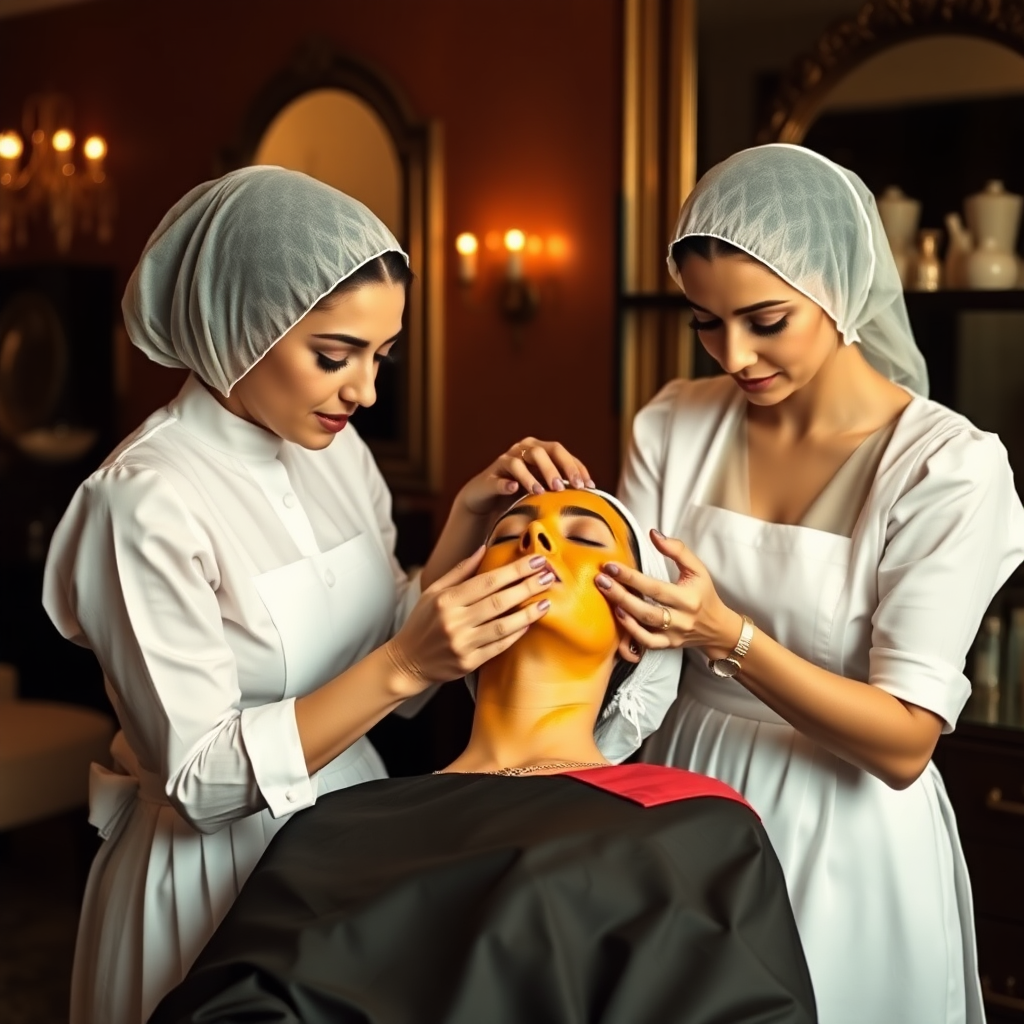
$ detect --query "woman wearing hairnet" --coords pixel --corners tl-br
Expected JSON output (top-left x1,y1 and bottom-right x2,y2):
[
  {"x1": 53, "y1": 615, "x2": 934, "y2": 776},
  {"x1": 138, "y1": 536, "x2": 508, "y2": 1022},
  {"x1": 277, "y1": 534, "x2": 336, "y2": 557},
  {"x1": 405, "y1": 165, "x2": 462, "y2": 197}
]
[
  {"x1": 598, "y1": 144, "x2": 1024, "y2": 1024},
  {"x1": 42, "y1": 166, "x2": 609, "y2": 1024}
]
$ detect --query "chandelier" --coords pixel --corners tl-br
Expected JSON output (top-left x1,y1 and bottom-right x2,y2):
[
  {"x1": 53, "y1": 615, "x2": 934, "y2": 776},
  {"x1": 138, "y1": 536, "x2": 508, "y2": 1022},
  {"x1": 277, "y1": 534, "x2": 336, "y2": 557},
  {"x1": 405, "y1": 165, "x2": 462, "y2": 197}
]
[{"x1": 0, "y1": 93, "x2": 114, "y2": 255}]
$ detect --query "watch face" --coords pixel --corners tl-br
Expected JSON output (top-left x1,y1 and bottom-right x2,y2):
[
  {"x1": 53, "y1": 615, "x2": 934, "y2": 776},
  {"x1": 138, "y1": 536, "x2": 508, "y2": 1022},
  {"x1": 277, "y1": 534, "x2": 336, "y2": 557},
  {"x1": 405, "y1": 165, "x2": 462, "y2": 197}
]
[{"x1": 710, "y1": 657, "x2": 740, "y2": 678}]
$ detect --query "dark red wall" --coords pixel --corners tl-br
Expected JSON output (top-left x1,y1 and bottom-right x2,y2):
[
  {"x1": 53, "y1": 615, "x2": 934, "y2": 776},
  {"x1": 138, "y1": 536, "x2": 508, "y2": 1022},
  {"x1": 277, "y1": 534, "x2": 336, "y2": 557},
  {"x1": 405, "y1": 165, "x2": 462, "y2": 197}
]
[{"x1": 0, "y1": 0, "x2": 623, "y2": 514}]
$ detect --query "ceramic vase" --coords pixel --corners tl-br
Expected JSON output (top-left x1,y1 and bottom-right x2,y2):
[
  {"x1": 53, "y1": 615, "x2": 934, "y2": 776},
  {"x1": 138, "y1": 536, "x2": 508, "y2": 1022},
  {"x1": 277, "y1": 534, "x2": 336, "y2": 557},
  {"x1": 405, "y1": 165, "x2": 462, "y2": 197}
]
[
  {"x1": 876, "y1": 185, "x2": 921, "y2": 289},
  {"x1": 964, "y1": 180, "x2": 1022, "y2": 290}
]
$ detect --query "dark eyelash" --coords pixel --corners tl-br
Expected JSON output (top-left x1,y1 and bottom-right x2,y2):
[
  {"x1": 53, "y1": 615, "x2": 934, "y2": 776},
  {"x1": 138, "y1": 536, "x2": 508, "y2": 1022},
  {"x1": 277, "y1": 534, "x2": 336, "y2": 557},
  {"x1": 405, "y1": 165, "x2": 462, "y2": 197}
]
[
  {"x1": 317, "y1": 353, "x2": 349, "y2": 373},
  {"x1": 569, "y1": 536, "x2": 606, "y2": 547},
  {"x1": 689, "y1": 316, "x2": 720, "y2": 332},
  {"x1": 751, "y1": 317, "x2": 788, "y2": 337},
  {"x1": 688, "y1": 316, "x2": 789, "y2": 337}
]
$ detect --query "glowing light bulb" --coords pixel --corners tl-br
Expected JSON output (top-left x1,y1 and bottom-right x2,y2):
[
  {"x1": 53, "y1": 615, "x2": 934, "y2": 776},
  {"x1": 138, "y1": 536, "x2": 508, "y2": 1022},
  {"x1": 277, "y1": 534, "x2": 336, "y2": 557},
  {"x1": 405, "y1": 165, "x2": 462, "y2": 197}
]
[
  {"x1": 504, "y1": 229, "x2": 526, "y2": 253},
  {"x1": 504, "y1": 229, "x2": 526, "y2": 280},
  {"x1": 455, "y1": 232, "x2": 479, "y2": 284},
  {"x1": 0, "y1": 132, "x2": 23, "y2": 161},
  {"x1": 52, "y1": 129, "x2": 75, "y2": 152},
  {"x1": 83, "y1": 135, "x2": 107, "y2": 161}
]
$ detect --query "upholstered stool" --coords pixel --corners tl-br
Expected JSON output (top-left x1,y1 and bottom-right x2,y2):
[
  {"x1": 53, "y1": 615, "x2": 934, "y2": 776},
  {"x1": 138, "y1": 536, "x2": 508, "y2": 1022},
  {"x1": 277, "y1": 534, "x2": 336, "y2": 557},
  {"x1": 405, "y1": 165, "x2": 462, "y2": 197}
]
[{"x1": 0, "y1": 663, "x2": 115, "y2": 831}]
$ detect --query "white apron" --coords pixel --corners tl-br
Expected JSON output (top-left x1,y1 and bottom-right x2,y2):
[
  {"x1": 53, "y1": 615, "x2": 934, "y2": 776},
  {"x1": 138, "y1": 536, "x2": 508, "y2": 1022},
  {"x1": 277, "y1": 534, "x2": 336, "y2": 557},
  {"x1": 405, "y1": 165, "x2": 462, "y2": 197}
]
[{"x1": 644, "y1": 466, "x2": 983, "y2": 1024}]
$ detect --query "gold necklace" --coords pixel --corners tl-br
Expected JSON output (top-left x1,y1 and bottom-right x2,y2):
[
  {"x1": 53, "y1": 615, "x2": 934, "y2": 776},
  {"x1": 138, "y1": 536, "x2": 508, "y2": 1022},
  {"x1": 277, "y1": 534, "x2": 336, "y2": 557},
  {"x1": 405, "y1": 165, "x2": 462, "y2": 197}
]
[{"x1": 485, "y1": 759, "x2": 608, "y2": 777}]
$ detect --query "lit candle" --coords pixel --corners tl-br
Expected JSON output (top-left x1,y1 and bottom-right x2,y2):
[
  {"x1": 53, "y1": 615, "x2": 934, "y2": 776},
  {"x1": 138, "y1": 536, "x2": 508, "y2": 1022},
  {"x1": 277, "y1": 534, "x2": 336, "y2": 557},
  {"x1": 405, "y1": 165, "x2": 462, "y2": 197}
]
[
  {"x1": 455, "y1": 232, "x2": 478, "y2": 284},
  {"x1": 504, "y1": 228, "x2": 526, "y2": 280},
  {"x1": 0, "y1": 131, "x2": 23, "y2": 186},
  {"x1": 51, "y1": 128, "x2": 75, "y2": 154},
  {"x1": 83, "y1": 135, "x2": 107, "y2": 182}
]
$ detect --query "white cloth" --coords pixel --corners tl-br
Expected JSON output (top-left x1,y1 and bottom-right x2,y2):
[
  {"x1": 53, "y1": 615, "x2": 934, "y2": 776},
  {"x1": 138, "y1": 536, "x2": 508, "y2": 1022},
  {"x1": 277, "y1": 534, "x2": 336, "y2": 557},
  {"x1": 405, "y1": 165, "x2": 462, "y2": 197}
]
[
  {"x1": 621, "y1": 375, "x2": 1024, "y2": 1024},
  {"x1": 669, "y1": 143, "x2": 929, "y2": 396},
  {"x1": 43, "y1": 375, "x2": 421, "y2": 1024}
]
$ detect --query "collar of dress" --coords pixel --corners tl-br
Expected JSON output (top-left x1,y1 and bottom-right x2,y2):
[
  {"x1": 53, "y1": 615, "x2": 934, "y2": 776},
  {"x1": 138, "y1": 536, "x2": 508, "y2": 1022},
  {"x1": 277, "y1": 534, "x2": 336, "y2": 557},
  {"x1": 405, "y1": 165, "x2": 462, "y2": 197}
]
[{"x1": 171, "y1": 373, "x2": 283, "y2": 462}]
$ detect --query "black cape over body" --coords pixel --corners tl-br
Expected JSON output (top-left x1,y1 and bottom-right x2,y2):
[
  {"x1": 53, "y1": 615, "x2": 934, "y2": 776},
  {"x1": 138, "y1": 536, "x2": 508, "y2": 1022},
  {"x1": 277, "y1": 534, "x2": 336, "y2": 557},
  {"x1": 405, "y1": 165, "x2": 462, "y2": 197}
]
[{"x1": 151, "y1": 771, "x2": 816, "y2": 1024}]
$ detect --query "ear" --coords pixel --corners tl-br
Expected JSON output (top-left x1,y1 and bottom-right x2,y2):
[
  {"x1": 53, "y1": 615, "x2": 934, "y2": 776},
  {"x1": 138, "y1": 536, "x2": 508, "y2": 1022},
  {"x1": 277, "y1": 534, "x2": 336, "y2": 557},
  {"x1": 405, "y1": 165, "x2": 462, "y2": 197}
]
[{"x1": 616, "y1": 632, "x2": 642, "y2": 664}]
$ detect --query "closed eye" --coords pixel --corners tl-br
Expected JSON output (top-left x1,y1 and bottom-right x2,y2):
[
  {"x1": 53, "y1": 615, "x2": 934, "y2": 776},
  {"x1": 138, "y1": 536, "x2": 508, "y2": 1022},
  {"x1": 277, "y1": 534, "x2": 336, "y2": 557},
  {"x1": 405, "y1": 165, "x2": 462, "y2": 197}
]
[
  {"x1": 488, "y1": 533, "x2": 519, "y2": 545},
  {"x1": 568, "y1": 536, "x2": 607, "y2": 547},
  {"x1": 317, "y1": 353, "x2": 349, "y2": 373}
]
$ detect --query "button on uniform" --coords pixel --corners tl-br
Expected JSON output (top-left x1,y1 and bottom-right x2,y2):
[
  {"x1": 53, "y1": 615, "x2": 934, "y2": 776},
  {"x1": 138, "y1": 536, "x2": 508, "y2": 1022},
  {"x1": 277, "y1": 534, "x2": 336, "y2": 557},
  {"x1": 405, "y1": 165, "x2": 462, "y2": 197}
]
[
  {"x1": 282, "y1": 493, "x2": 297, "y2": 508},
  {"x1": 324, "y1": 569, "x2": 336, "y2": 588},
  {"x1": 285, "y1": 789, "x2": 297, "y2": 803}
]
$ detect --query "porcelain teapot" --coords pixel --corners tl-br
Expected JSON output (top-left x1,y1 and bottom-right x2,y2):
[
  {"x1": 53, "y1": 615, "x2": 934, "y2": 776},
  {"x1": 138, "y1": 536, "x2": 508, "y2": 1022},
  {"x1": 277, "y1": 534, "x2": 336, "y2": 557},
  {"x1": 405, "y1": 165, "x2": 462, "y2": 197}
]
[
  {"x1": 964, "y1": 180, "x2": 1022, "y2": 290},
  {"x1": 876, "y1": 185, "x2": 921, "y2": 289}
]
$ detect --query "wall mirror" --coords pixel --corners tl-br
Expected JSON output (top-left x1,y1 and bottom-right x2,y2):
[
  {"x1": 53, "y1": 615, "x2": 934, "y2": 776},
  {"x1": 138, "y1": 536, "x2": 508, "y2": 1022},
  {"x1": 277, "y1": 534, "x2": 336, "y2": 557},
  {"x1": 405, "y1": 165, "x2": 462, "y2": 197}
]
[{"x1": 222, "y1": 41, "x2": 443, "y2": 493}]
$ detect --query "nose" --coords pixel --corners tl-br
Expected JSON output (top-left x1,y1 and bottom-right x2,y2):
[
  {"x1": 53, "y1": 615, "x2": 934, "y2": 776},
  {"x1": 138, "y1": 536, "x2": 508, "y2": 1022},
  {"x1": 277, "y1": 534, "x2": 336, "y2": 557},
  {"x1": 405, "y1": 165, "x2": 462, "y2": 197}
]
[
  {"x1": 339, "y1": 359, "x2": 377, "y2": 409},
  {"x1": 716, "y1": 324, "x2": 759, "y2": 376},
  {"x1": 519, "y1": 521, "x2": 555, "y2": 554}
]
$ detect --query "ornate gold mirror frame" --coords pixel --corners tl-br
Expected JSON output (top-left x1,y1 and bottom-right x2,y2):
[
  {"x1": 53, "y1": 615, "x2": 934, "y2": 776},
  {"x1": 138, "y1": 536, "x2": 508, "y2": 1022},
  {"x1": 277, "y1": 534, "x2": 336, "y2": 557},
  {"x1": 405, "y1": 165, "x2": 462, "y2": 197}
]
[
  {"x1": 221, "y1": 40, "x2": 444, "y2": 493},
  {"x1": 619, "y1": 0, "x2": 698, "y2": 462},
  {"x1": 756, "y1": 0, "x2": 1024, "y2": 144}
]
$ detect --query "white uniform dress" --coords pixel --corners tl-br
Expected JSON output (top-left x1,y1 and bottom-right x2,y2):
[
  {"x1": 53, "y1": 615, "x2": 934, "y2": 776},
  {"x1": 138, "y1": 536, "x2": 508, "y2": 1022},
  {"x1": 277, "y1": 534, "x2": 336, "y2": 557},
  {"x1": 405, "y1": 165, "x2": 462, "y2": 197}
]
[
  {"x1": 621, "y1": 375, "x2": 1024, "y2": 1024},
  {"x1": 43, "y1": 374, "x2": 421, "y2": 1024}
]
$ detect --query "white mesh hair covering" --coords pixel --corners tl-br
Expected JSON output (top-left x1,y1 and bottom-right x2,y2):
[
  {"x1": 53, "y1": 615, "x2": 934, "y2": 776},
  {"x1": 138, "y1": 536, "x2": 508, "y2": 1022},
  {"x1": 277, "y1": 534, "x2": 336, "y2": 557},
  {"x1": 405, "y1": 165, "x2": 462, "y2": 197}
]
[
  {"x1": 669, "y1": 143, "x2": 929, "y2": 396},
  {"x1": 123, "y1": 165, "x2": 408, "y2": 396},
  {"x1": 467, "y1": 488, "x2": 683, "y2": 765}
]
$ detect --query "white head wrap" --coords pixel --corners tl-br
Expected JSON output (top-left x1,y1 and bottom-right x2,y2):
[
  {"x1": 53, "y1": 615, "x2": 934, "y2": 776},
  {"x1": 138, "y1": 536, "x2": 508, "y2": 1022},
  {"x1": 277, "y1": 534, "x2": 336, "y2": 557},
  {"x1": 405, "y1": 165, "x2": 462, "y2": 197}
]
[
  {"x1": 668, "y1": 143, "x2": 929, "y2": 396},
  {"x1": 468, "y1": 487, "x2": 683, "y2": 765},
  {"x1": 123, "y1": 165, "x2": 408, "y2": 396}
]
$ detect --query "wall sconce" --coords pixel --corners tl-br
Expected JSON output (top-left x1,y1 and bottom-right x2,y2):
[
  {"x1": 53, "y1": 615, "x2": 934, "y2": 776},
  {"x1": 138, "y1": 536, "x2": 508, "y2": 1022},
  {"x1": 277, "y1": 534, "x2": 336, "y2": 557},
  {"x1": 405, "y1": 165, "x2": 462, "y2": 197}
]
[
  {"x1": 0, "y1": 92, "x2": 115, "y2": 254},
  {"x1": 500, "y1": 228, "x2": 539, "y2": 323},
  {"x1": 455, "y1": 226, "x2": 549, "y2": 324}
]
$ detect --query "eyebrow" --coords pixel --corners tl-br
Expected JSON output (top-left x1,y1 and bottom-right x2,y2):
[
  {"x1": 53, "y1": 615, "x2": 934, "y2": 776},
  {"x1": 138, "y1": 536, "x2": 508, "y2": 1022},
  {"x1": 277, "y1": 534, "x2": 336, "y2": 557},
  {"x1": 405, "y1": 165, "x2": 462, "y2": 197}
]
[
  {"x1": 683, "y1": 297, "x2": 789, "y2": 316},
  {"x1": 491, "y1": 504, "x2": 614, "y2": 532},
  {"x1": 311, "y1": 332, "x2": 401, "y2": 348}
]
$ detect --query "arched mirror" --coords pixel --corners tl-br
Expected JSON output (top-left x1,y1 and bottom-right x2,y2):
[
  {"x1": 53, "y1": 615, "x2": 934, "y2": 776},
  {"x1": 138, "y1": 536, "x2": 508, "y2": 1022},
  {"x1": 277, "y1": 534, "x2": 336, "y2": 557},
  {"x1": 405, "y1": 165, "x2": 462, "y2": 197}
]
[{"x1": 222, "y1": 41, "x2": 443, "y2": 493}]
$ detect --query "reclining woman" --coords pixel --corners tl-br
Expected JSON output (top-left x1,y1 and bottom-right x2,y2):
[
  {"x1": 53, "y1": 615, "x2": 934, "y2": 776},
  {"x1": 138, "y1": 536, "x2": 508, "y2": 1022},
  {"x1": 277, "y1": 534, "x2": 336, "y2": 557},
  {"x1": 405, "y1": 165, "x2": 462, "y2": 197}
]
[{"x1": 151, "y1": 488, "x2": 817, "y2": 1024}]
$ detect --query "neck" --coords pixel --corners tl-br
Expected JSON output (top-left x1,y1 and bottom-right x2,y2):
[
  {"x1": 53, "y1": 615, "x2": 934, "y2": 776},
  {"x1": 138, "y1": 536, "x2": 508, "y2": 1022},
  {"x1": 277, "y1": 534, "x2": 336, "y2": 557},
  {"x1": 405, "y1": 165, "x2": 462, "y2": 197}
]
[
  {"x1": 750, "y1": 343, "x2": 900, "y2": 439},
  {"x1": 444, "y1": 634, "x2": 612, "y2": 773}
]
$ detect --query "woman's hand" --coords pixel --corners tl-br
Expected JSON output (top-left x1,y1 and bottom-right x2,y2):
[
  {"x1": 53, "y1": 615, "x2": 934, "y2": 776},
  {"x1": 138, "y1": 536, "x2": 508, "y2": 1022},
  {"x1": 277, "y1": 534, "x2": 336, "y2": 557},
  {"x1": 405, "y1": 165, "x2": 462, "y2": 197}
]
[
  {"x1": 457, "y1": 437, "x2": 596, "y2": 520},
  {"x1": 385, "y1": 545, "x2": 556, "y2": 686},
  {"x1": 594, "y1": 529, "x2": 744, "y2": 655}
]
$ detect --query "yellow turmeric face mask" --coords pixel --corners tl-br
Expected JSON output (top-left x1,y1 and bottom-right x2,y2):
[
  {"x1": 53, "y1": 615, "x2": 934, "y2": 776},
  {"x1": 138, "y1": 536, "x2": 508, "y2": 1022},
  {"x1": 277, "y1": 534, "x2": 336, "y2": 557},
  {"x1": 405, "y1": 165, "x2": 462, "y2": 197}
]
[{"x1": 479, "y1": 489, "x2": 637, "y2": 662}]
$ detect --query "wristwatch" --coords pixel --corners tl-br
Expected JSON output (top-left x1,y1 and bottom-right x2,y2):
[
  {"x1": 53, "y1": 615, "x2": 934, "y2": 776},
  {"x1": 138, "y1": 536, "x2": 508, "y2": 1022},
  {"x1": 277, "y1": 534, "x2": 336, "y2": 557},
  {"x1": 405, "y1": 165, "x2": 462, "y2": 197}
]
[{"x1": 708, "y1": 615, "x2": 755, "y2": 678}]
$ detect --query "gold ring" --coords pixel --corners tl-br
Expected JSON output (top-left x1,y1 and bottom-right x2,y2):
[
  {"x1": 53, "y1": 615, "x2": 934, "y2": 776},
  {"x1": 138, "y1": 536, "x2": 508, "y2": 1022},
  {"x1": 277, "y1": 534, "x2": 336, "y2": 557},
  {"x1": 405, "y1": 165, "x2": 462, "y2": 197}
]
[
  {"x1": 660, "y1": 606, "x2": 672, "y2": 630},
  {"x1": 520, "y1": 447, "x2": 528, "y2": 461}
]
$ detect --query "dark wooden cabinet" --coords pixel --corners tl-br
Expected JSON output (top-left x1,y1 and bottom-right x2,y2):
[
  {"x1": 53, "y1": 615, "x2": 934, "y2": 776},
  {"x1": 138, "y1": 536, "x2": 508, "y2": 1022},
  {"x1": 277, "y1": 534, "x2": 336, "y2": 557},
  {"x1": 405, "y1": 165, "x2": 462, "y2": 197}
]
[{"x1": 934, "y1": 722, "x2": 1024, "y2": 1021}]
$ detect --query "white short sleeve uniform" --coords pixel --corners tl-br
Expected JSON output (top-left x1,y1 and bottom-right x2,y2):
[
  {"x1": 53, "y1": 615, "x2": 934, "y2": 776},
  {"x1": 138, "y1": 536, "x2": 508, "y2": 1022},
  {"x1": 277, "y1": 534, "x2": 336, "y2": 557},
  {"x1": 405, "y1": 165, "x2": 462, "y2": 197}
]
[
  {"x1": 621, "y1": 375, "x2": 1024, "y2": 1024},
  {"x1": 43, "y1": 374, "x2": 422, "y2": 1024}
]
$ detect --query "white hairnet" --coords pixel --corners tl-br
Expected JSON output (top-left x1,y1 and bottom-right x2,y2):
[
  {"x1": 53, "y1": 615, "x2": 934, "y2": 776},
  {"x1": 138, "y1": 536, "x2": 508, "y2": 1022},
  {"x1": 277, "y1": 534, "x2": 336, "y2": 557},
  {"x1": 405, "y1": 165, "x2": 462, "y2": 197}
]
[
  {"x1": 668, "y1": 143, "x2": 929, "y2": 396},
  {"x1": 123, "y1": 165, "x2": 408, "y2": 396},
  {"x1": 467, "y1": 488, "x2": 683, "y2": 765}
]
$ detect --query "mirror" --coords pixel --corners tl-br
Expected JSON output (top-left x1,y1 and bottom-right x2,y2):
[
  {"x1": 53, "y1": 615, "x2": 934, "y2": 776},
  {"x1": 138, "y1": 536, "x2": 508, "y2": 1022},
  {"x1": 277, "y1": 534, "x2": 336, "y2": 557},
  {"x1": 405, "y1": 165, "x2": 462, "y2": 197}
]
[
  {"x1": 782, "y1": 34, "x2": 1024, "y2": 230},
  {"x1": 254, "y1": 89, "x2": 403, "y2": 238},
  {"x1": 221, "y1": 41, "x2": 443, "y2": 493}
]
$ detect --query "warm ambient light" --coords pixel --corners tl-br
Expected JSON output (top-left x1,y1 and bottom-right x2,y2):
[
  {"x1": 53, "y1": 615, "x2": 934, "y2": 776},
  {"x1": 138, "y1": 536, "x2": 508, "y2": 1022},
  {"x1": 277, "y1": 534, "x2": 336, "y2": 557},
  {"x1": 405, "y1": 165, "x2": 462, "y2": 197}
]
[
  {"x1": 455, "y1": 232, "x2": 479, "y2": 283},
  {"x1": 83, "y1": 135, "x2": 107, "y2": 161},
  {"x1": 0, "y1": 132, "x2": 23, "y2": 161},
  {"x1": 504, "y1": 229, "x2": 526, "y2": 253},
  {"x1": 51, "y1": 128, "x2": 75, "y2": 152}
]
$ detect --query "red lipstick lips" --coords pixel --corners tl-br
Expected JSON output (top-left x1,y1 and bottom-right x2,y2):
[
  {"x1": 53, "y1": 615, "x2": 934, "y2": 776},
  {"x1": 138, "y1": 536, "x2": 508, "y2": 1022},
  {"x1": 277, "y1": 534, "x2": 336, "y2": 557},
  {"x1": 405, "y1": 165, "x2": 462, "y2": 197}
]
[
  {"x1": 734, "y1": 373, "x2": 779, "y2": 393},
  {"x1": 314, "y1": 412, "x2": 349, "y2": 433}
]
